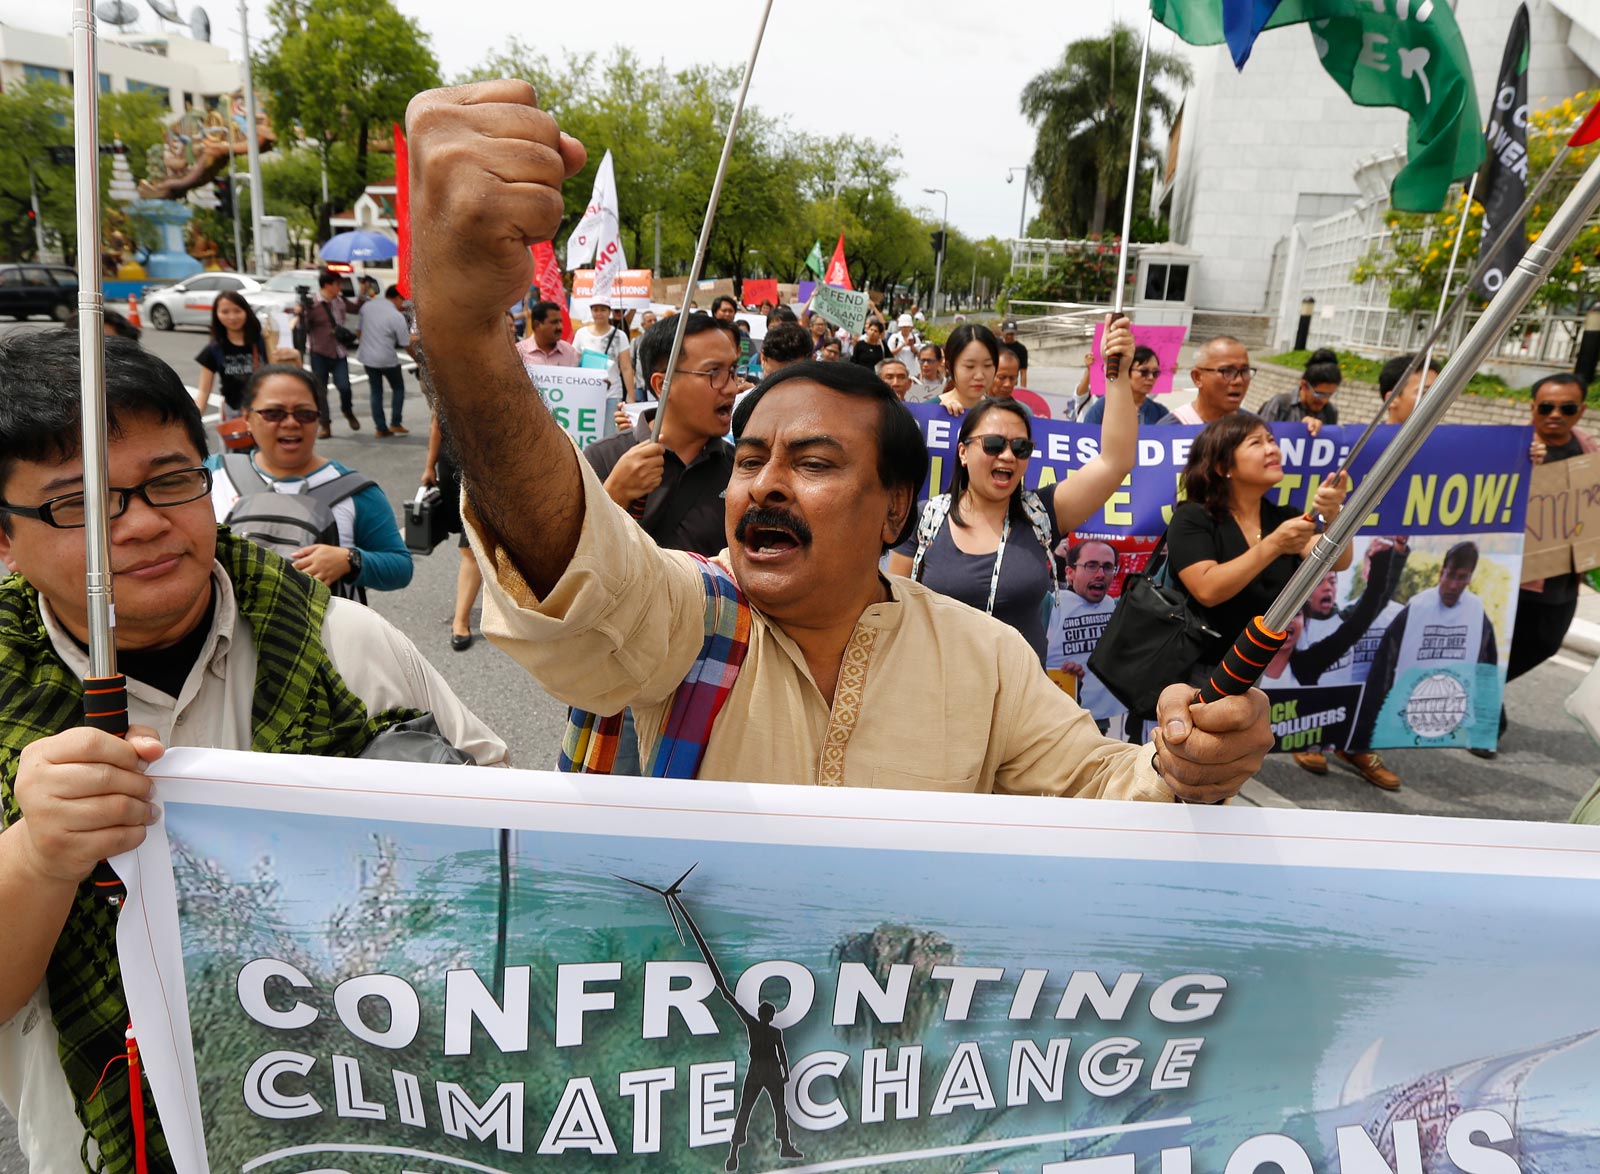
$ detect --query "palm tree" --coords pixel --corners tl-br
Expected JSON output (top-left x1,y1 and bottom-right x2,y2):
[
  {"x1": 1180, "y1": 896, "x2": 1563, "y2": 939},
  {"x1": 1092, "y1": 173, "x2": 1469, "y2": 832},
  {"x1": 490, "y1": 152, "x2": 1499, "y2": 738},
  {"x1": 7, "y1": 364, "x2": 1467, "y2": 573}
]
[{"x1": 1020, "y1": 22, "x2": 1192, "y2": 238}]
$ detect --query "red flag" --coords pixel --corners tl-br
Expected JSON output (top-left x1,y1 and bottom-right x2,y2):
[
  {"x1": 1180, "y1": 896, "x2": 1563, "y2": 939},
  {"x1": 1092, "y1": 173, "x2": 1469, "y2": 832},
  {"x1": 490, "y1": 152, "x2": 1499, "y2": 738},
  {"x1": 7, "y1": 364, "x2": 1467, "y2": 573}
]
[
  {"x1": 824, "y1": 233, "x2": 853, "y2": 290},
  {"x1": 393, "y1": 123, "x2": 410, "y2": 298},
  {"x1": 1569, "y1": 94, "x2": 1600, "y2": 147},
  {"x1": 531, "y1": 241, "x2": 573, "y2": 341}
]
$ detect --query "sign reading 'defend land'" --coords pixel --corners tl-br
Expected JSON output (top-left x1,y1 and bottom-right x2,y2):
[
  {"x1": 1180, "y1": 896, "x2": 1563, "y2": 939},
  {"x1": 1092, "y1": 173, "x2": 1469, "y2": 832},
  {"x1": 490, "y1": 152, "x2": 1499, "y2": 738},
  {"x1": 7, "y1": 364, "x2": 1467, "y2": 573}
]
[
  {"x1": 523, "y1": 365, "x2": 612, "y2": 450},
  {"x1": 116, "y1": 752, "x2": 1600, "y2": 1174},
  {"x1": 808, "y1": 284, "x2": 869, "y2": 335}
]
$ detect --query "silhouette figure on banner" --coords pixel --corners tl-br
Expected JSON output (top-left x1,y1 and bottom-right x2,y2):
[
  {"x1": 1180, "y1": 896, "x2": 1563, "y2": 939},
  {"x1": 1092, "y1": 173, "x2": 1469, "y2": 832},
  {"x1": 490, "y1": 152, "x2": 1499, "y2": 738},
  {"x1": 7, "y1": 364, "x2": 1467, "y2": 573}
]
[{"x1": 618, "y1": 864, "x2": 804, "y2": 1171}]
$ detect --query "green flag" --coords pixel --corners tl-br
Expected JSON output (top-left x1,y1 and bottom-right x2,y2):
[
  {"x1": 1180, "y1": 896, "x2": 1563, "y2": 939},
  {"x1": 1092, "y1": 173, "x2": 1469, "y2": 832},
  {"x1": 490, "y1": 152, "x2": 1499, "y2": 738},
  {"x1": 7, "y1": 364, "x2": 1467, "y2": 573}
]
[
  {"x1": 805, "y1": 239, "x2": 826, "y2": 278},
  {"x1": 1153, "y1": 0, "x2": 1485, "y2": 212}
]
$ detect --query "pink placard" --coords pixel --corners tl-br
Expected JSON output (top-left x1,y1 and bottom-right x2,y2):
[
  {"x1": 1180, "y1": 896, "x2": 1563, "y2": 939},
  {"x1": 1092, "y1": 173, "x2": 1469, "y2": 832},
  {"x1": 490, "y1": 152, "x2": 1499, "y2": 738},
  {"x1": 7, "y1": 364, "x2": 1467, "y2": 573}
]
[{"x1": 1088, "y1": 322, "x2": 1188, "y2": 397}]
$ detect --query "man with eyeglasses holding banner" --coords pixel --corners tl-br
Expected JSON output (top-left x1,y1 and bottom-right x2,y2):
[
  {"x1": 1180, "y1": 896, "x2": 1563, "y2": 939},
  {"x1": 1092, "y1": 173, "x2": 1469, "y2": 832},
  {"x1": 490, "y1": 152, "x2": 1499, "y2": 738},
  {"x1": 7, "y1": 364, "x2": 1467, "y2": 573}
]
[
  {"x1": 1158, "y1": 336, "x2": 1256, "y2": 426},
  {"x1": 0, "y1": 331, "x2": 507, "y2": 1174}
]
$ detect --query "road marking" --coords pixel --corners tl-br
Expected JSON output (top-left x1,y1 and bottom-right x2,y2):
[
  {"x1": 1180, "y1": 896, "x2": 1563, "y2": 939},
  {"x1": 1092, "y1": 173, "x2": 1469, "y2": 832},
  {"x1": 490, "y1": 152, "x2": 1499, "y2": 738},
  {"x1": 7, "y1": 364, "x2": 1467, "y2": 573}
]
[
  {"x1": 1549, "y1": 653, "x2": 1595, "y2": 674},
  {"x1": 1240, "y1": 777, "x2": 1299, "y2": 808}
]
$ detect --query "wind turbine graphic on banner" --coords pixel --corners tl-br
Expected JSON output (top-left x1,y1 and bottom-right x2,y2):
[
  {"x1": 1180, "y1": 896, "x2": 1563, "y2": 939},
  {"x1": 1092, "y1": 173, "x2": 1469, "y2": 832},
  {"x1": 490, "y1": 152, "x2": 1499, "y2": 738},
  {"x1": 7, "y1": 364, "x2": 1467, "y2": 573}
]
[{"x1": 565, "y1": 149, "x2": 627, "y2": 306}]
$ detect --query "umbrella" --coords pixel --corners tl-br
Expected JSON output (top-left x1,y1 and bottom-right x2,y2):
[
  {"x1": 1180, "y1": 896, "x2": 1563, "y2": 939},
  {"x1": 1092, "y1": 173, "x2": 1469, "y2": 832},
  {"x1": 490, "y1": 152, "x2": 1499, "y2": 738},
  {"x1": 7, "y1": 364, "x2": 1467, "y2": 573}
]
[{"x1": 320, "y1": 229, "x2": 399, "y2": 263}]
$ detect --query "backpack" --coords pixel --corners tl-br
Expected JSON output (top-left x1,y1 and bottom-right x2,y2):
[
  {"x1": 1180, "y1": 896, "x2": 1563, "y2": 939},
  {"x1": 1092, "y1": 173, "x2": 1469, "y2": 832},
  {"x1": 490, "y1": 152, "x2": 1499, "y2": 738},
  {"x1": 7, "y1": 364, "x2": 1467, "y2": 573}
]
[
  {"x1": 911, "y1": 491, "x2": 1058, "y2": 620},
  {"x1": 221, "y1": 453, "x2": 374, "y2": 599}
]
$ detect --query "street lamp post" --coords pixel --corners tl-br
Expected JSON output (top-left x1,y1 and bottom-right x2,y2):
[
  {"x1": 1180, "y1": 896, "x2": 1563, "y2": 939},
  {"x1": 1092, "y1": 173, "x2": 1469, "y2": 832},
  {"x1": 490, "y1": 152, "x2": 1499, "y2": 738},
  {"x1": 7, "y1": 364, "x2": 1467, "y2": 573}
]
[
  {"x1": 924, "y1": 186, "x2": 947, "y2": 323},
  {"x1": 1006, "y1": 166, "x2": 1030, "y2": 238},
  {"x1": 238, "y1": 0, "x2": 267, "y2": 273}
]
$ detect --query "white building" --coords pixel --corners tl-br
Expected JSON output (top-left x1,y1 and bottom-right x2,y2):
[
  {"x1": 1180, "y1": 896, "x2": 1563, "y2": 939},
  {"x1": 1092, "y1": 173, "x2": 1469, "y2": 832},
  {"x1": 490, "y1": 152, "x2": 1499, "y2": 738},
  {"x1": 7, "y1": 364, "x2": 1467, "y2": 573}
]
[
  {"x1": 0, "y1": 20, "x2": 241, "y2": 117},
  {"x1": 1156, "y1": 0, "x2": 1600, "y2": 327}
]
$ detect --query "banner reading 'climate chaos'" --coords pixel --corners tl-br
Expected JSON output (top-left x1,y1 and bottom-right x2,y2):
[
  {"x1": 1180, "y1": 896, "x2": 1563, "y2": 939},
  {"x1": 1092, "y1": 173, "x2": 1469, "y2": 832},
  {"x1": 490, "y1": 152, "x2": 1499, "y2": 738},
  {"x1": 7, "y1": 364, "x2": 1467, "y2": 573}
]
[{"x1": 907, "y1": 406, "x2": 1534, "y2": 752}]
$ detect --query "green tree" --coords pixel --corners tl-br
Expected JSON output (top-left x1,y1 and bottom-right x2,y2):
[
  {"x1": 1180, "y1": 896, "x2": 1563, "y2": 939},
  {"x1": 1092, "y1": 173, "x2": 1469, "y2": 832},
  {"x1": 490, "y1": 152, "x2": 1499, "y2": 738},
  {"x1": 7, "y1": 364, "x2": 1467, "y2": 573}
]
[
  {"x1": 255, "y1": 0, "x2": 439, "y2": 241},
  {"x1": 1020, "y1": 21, "x2": 1190, "y2": 239},
  {"x1": 0, "y1": 81, "x2": 168, "y2": 264},
  {"x1": 1352, "y1": 89, "x2": 1600, "y2": 316}
]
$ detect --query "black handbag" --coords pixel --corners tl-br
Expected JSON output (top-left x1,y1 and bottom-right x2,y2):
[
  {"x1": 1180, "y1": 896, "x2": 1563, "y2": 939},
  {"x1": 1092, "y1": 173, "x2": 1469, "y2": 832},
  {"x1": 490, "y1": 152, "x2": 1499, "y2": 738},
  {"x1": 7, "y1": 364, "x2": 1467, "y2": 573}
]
[
  {"x1": 1087, "y1": 533, "x2": 1221, "y2": 720},
  {"x1": 404, "y1": 486, "x2": 451, "y2": 554}
]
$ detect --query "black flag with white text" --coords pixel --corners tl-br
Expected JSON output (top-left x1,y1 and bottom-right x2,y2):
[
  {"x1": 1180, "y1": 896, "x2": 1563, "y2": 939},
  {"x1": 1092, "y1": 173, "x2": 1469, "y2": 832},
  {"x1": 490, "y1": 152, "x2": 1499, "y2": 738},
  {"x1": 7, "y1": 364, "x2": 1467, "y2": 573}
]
[{"x1": 1473, "y1": 3, "x2": 1530, "y2": 298}]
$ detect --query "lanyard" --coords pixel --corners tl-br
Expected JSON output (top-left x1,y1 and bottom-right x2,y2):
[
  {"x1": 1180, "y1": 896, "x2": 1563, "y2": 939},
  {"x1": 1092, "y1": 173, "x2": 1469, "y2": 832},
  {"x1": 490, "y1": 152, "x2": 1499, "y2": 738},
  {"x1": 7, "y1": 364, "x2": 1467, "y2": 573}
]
[{"x1": 983, "y1": 514, "x2": 1011, "y2": 616}]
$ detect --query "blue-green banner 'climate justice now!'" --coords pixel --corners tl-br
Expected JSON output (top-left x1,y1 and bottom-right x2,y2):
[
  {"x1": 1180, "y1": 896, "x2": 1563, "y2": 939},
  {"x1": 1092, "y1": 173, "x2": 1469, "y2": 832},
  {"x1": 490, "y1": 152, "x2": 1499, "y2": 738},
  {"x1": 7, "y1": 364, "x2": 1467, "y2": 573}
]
[{"x1": 115, "y1": 752, "x2": 1600, "y2": 1174}]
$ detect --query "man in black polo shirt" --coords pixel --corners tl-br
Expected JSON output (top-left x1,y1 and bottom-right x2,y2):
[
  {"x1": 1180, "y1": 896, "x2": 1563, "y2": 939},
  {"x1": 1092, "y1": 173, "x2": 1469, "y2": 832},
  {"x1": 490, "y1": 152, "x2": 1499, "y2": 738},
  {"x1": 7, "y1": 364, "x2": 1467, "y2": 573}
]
[
  {"x1": 584, "y1": 312, "x2": 740, "y2": 558},
  {"x1": 582, "y1": 314, "x2": 740, "y2": 773}
]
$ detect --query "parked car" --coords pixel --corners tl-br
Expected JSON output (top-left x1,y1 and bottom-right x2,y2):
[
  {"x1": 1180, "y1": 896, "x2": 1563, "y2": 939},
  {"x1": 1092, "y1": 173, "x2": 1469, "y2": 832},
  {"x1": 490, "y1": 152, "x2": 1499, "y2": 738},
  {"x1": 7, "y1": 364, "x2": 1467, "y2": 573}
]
[
  {"x1": 0, "y1": 264, "x2": 78, "y2": 321},
  {"x1": 243, "y1": 269, "x2": 357, "y2": 321},
  {"x1": 143, "y1": 273, "x2": 268, "y2": 331}
]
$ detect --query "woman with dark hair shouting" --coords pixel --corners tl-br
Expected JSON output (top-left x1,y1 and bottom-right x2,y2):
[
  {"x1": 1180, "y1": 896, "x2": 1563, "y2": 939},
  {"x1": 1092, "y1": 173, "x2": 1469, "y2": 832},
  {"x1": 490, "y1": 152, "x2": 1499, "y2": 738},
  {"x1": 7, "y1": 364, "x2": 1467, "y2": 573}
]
[
  {"x1": 887, "y1": 317, "x2": 1139, "y2": 661},
  {"x1": 1166, "y1": 413, "x2": 1349, "y2": 677}
]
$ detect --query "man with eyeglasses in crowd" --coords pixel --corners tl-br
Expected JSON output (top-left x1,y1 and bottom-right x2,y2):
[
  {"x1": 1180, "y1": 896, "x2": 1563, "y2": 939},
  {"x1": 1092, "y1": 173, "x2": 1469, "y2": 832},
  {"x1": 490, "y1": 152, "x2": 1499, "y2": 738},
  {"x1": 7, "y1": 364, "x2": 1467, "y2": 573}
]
[
  {"x1": 1159, "y1": 336, "x2": 1255, "y2": 426},
  {"x1": 908, "y1": 343, "x2": 946, "y2": 402},
  {"x1": 0, "y1": 331, "x2": 507, "y2": 1173},
  {"x1": 581, "y1": 313, "x2": 742, "y2": 774}
]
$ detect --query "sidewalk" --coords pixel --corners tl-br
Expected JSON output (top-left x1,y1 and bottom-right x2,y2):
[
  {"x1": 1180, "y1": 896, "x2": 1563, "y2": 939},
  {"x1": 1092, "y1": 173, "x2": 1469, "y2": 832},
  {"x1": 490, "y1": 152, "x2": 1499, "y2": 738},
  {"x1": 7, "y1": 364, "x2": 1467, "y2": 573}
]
[{"x1": 1565, "y1": 583, "x2": 1600, "y2": 658}]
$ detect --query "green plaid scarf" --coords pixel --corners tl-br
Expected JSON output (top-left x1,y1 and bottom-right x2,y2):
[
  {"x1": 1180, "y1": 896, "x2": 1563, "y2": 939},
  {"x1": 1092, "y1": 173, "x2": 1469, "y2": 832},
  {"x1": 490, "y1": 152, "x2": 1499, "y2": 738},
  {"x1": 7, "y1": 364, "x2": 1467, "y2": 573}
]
[{"x1": 0, "y1": 531, "x2": 416, "y2": 1173}]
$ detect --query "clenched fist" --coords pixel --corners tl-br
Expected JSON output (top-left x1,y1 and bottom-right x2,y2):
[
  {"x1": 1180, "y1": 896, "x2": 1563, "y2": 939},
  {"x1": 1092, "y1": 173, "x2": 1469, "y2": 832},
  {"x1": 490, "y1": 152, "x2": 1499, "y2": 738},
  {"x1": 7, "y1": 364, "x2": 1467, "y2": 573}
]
[{"x1": 405, "y1": 81, "x2": 587, "y2": 337}]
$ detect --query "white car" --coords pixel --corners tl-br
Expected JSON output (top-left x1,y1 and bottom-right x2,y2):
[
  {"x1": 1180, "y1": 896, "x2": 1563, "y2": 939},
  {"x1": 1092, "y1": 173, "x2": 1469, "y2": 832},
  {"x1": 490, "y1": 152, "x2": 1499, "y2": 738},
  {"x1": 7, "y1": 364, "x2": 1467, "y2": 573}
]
[
  {"x1": 143, "y1": 273, "x2": 267, "y2": 331},
  {"x1": 243, "y1": 269, "x2": 357, "y2": 320}
]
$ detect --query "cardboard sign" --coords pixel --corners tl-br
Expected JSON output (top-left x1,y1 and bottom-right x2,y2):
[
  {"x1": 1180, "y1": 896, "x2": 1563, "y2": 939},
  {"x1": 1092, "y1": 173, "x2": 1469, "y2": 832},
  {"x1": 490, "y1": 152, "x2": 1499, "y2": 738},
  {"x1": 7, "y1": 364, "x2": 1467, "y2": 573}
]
[
  {"x1": 1087, "y1": 322, "x2": 1188, "y2": 398},
  {"x1": 810, "y1": 283, "x2": 870, "y2": 336},
  {"x1": 570, "y1": 268, "x2": 653, "y2": 316},
  {"x1": 653, "y1": 275, "x2": 736, "y2": 306},
  {"x1": 1523, "y1": 452, "x2": 1600, "y2": 582}
]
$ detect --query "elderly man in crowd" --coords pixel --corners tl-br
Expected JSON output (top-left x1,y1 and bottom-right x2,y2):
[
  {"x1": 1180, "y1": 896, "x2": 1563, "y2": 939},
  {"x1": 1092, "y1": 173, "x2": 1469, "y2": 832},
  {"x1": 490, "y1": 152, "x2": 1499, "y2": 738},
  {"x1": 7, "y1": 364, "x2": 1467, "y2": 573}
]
[
  {"x1": 404, "y1": 80, "x2": 1271, "y2": 801},
  {"x1": 1160, "y1": 336, "x2": 1255, "y2": 426}
]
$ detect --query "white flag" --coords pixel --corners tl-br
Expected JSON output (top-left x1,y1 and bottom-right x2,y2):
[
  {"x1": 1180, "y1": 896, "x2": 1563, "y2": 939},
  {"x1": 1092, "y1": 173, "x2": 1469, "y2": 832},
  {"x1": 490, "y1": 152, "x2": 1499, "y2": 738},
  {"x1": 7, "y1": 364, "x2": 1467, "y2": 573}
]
[{"x1": 564, "y1": 150, "x2": 627, "y2": 305}]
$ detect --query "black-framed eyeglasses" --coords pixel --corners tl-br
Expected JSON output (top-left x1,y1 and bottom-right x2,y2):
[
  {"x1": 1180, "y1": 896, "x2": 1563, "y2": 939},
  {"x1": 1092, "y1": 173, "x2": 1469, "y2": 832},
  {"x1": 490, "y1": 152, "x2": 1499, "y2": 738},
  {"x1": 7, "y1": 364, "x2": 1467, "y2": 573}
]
[
  {"x1": 251, "y1": 407, "x2": 322, "y2": 425},
  {"x1": 1196, "y1": 365, "x2": 1257, "y2": 382},
  {"x1": 1, "y1": 466, "x2": 213, "y2": 530},
  {"x1": 1536, "y1": 401, "x2": 1581, "y2": 416},
  {"x1": 678, "y1": 366, "x2": 737, "y2": 391},
  {"x1": 1077, "y1": 559, "x2": 1117, "y2": 573},
  {"x1": 966, "y1": 434, "x2": 1034, "y2": 458}
]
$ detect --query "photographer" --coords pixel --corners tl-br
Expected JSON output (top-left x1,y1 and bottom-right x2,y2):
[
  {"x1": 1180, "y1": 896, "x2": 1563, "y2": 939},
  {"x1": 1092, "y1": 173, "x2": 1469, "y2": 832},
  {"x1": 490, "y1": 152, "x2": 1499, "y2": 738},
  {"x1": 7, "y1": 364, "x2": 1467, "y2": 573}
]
[{"x1": 304, "y1": 269, "x2": 365, "y2": 437}]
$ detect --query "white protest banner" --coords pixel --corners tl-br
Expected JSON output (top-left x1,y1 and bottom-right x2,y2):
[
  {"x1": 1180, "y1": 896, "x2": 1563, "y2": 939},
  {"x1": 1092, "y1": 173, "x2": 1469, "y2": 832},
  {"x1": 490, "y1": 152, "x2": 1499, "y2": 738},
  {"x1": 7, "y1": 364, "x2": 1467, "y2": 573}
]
[
  {"x1": 523, "y1": 364, "x2": 612, "y2": 449},
  {"x1": 564, "y1": 150, "x2": 627, "y2": 303},
  {"x1": 116, "y1": 749, "x2": 1600, "y2": 1174},
  {"x1": 809, "y1": 283, "x2": 869, "y2": 335}
]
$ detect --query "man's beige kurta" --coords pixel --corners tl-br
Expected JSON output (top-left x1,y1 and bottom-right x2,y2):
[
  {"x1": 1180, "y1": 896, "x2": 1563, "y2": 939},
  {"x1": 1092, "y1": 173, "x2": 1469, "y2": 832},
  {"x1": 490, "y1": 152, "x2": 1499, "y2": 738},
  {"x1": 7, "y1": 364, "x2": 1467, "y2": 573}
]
[{"x1": 469, "y1": 455, "x2": 1170, "y2": 801}]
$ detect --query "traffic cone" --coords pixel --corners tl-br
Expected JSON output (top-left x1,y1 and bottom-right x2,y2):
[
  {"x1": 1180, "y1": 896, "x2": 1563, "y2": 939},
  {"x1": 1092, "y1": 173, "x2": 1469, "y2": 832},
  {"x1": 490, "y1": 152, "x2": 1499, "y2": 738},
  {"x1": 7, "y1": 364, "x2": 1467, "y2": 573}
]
[{"x1": 126, "y1": 292, "x2": 141, "y2": 329}]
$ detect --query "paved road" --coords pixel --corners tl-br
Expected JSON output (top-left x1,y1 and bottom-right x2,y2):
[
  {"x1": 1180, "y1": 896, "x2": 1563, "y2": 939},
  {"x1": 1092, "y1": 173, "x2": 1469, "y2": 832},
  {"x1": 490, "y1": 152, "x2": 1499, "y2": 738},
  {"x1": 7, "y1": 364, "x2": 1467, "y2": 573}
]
[{"x1": 1, "y1": 314, "x2": 1597, "y2": 1167}]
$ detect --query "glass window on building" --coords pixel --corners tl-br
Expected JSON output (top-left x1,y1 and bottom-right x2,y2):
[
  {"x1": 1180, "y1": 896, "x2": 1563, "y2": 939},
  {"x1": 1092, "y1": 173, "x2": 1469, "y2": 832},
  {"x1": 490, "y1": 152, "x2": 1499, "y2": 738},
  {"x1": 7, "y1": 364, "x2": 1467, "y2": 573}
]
[
  {"x1": 126, "y1": 80, "x2": 171, "y2": 107},
  {"x1": 23, "y1": 64, "x2": 65, "y2": 86},
  {"x1": 100, "y1": 73, "x2": 113, "y2": 92}
]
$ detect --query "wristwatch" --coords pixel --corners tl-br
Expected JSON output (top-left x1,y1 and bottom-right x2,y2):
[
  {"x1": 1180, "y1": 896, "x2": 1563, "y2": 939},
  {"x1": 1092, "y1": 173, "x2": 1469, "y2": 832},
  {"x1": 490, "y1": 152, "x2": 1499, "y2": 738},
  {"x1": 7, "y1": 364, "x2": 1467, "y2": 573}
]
[{"x1": 343, "y1": 547, "x2": 363, "y2": 583}]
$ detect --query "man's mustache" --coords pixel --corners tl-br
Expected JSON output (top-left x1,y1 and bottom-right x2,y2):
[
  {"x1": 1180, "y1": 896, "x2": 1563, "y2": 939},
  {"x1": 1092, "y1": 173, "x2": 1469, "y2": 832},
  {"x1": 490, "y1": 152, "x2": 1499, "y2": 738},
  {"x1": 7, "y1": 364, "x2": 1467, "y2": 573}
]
[{"x1": 734, "y1": 507, "x2": 813, "y2": 549}]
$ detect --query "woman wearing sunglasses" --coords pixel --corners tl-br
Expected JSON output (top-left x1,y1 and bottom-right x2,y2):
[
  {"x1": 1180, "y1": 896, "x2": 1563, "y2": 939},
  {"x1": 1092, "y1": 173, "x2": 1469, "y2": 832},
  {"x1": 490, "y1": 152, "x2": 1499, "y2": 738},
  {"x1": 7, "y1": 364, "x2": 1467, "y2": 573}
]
[
  {"x1": 886, "y1": 318, "x2": 1139, "y2": 662},
  {"x1": 1079, "y1": 345, "x2": 1171, "y2": 426},
  {"x1": 206, "y1": 365, "x2": 412, "y2": 600}
]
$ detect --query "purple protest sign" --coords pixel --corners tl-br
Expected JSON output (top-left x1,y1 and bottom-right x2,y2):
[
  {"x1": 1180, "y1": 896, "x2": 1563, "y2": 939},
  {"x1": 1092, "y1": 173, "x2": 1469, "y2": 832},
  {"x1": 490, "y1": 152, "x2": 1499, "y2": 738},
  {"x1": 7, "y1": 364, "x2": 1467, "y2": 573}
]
[
  {"x1": 1088, "y1": 323, "x2": 1187, "y2": 397},
  {"x1": 797, "y1": 280, "x2": 817, "y2": 304}
]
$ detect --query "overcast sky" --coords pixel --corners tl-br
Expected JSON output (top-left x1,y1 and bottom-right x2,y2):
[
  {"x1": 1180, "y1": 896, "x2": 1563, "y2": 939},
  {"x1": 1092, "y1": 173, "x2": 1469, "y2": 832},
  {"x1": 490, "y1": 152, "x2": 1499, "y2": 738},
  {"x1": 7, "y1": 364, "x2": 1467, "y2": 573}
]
[{"x1": 3, "y1": 0, "x2": 1197, "y2": 239}]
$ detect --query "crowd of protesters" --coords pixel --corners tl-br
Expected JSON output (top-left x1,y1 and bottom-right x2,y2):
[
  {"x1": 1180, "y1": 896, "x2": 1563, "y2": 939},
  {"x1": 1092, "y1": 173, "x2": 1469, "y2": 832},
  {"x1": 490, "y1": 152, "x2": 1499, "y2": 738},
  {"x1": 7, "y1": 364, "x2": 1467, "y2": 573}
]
[{"x1": 7, "y1": 78, "x2": 1600, "y2": 1174}]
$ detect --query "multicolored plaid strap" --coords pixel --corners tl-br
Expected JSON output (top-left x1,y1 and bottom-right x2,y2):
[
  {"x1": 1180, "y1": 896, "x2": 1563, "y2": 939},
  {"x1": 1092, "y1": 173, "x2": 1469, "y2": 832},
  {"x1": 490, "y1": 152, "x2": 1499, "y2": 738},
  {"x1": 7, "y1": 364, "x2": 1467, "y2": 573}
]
[{"x1": 558, "y1": 555, "x2": 752, "y2": 778}]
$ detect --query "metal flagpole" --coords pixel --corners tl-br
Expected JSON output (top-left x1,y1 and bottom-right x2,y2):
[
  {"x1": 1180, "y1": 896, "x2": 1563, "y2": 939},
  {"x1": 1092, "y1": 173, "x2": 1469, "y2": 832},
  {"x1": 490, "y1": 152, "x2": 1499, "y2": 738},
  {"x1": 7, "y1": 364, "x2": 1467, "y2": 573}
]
[
  {"x1": 651, "y1": 0, "x2": 777, "y2": 443},
  {"x1": 1104, "y1": 6, "x2": 1154, "y2": 383},
  {"x1": 1431, "y1": 174, "x2": 1477, "y2": 336},
  {"x1": 1323, "y1": 138, "x2": 1575, "y2": 487},
  {"x1": 1195, "y1": 144, "x2": 1600, "y2": 704},
  {"x1": 72, "y1": 0, "x2": 127, "y2": 737}
]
